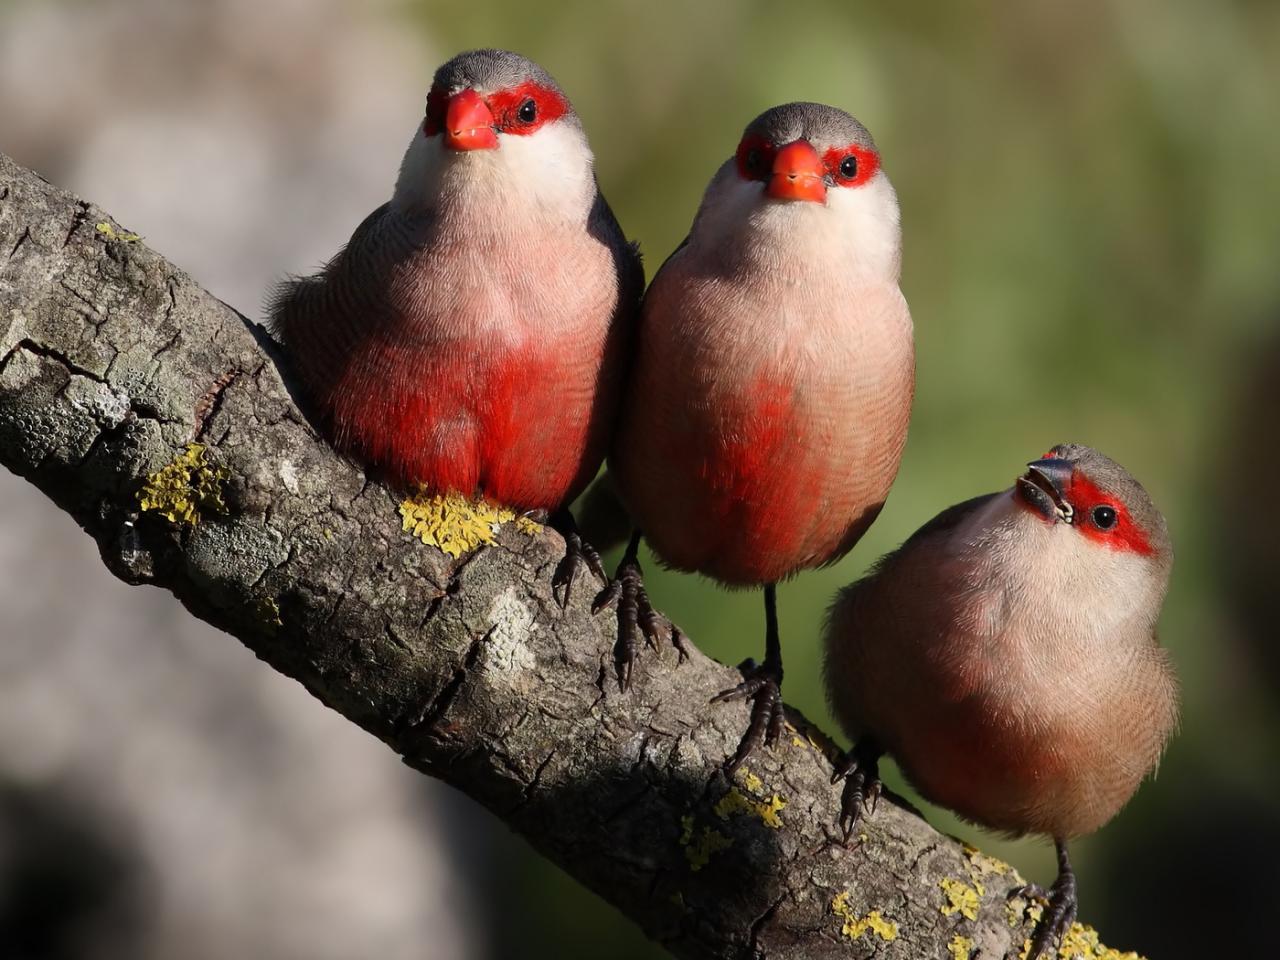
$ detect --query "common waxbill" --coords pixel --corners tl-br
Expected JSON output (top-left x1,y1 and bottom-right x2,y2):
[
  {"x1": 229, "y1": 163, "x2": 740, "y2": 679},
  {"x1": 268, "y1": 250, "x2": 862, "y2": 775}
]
[
  {"x1": 270, "y1": 49, "x2": 641, "y2": 597},
  {"x1": 823, "y1": 443, "x2": 1178, "y2": 959},
  {"x1": 602, "y1": 103, "x2": 914, "y2": 768}
]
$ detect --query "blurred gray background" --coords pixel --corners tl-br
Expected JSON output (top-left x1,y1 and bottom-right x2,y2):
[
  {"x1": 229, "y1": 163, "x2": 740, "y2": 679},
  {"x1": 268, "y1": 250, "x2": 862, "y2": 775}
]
[{"x1": 2, "y1": 0, "x2": 1278, "y2": 957}]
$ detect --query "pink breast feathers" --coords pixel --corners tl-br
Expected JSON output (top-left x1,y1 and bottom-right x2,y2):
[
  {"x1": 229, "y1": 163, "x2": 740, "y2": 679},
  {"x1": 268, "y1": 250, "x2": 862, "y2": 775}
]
[{"x1": 323, "y1": 336, "x2": 602, "y2": 510}]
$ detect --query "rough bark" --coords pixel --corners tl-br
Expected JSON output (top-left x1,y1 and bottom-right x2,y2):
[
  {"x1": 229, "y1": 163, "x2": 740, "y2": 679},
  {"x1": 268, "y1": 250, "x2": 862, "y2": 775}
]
[{"x1": 0, "y1": 153, "x2": 1091, "y2": 960}]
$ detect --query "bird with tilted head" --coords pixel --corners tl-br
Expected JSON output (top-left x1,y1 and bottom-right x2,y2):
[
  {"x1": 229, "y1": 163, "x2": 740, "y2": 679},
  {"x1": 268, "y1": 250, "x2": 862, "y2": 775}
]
[
  {"x1": 823, "y1": 443, "x2": 1179, "y2": 959},
  {"x1": 599, "y1": 102, "x2": 915, "y2": 771},
  {"x1": 270, "y1": 49, "x2": 642, "y2": 597}
]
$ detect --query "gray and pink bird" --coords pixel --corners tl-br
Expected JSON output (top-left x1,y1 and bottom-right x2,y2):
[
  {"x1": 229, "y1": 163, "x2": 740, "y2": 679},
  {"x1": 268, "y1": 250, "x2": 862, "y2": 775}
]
[
  {"x1": 270, "y1": 48, "x2": 1177, "y2": 960},
  {"x1": 271, "y1": 49, "x2": 639, "y2": 592},
  {"x1": 603, "y1": 101, "x2": 914, "y2": 772},
  {"x1": 824, "y1": 443, "x2": 1177, "y2": 956}
]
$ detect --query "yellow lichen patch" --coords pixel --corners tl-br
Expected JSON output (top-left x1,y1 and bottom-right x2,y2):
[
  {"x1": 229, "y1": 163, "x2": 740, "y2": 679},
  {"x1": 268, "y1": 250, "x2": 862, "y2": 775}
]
[
  {"x1": 514, "y1": 515, "x2": 542, "y2": 536},
  {"x1": 399, "y1": 491, "x2": 539, "y2": 558},
  {"x1": 783, "y1": 722, "x2": 809, "y2": 749},
  {"x1": 1007, "y1": 895, "x2": 1028, "y2": 927},
  {"x1": 831, "y1": 891, "x2": 898, "y2": 943},
  {"x1": 138, "y1": 443, "x2": 229, "y2": 525},
  {"x1": 1056, "y1": 923, "x2": 1146, "y2": 960},
  {"x1": 1007, "y1": 892, "x2": 1044, "y2": 929},
  {"x1": 713, "y1": 785, "x2": 786, "y2": 829},
  {"x1": 755, "y1": 793, "x2": 785, "y2": 828},
  {"x1": 678, "y1": 815, "x2": 731, "y2": 872},
  {"x1": 963, "y1": 842, "x2": 1013, "y2": 879},
  {"x1": 256, "y1": 596, "x2": 282, "y2": 631},
  {"x1": 739, "y1": 769, "x2": 765, "y2": 794},
  {"x1": 713, "y1": 789, "x2": 754, "y2": 820},
  {"x1": 939, "y1": 876, "x2": 983, "y2": 921},
  {"x1": 949, "y1": 934, "x2": 975, "y2": 960},
  {"x1": 95, "y1": 221, "x2": 141, "y2": 242}
]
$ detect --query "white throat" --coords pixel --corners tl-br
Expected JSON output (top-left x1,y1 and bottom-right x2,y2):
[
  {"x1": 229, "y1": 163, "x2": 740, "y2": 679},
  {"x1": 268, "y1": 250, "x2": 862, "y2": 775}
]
[
  {"x1": 689, "y1": 167, "x2": 903, "y2": 283},
  {"x1": 390, "y1": 121, "x2": 597, "y2": 230},
  {"x1": 958, "y1": 491, "x2": 1167, "y2": 641}
]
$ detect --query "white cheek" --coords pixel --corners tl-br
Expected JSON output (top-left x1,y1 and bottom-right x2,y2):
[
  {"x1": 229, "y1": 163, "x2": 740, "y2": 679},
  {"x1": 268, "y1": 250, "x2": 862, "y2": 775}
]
[{"x1": 824, "y1": 173, "x2": 902, "y2": 280}]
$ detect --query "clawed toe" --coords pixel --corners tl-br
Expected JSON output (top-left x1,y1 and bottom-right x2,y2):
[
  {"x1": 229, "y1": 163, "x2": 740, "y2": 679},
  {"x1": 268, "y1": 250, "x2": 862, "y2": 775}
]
[
  {"x1": 1020, "y1": 840, "x2": 1079, "y2": 960},
  {"x1": 550, "y1": 510, "x2": 607, "y2": 609},
  {"x1": 713, "y1": 663, "x2": 784, "y2": 775},
  {"x1": 592, "y1": 533, "x2": 684, "y2": 691},
  {"x1": 831, "y1": 738, "x2": 883, "y2": 842}
]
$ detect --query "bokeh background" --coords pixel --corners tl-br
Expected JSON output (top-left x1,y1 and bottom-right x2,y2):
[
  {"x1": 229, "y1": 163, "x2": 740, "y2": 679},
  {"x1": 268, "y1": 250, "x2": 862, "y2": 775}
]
[{"x1": 1, "y1": 0, "x2": 1277, "y2": 957}]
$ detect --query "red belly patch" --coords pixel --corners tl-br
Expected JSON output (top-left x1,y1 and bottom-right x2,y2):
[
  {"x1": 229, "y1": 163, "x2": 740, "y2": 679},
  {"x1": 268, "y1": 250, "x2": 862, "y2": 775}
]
[
  {"x1": 322, "y1": 337, "x2": 601, "y2": 509},
  {"x1": 692, "y1": 377, "x2": 827, "y2": 581}
]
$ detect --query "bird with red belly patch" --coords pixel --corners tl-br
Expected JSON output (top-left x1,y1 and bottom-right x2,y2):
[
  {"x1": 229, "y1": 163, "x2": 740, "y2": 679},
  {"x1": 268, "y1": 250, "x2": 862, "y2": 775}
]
[
  {"x1": 602, "y1": 103, "x2": 914, "y2": 769},
  {"x1": 823, "y1": 444, "x2": 1178, "y2": 959},
  {"x1": 270, "y1": 49, "x2": 641, "y2": 597}
]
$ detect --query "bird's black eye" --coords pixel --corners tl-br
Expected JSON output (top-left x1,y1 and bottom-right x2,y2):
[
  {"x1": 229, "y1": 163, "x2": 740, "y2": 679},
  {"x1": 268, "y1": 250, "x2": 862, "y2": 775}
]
[
  {"x1": 518, "y1": 99, "x2": 537, "y2": 123},
  {"x1": 1092, "y1": 505, "x2": 1117, "y2": 529},
  {"x1": 746, "y1": 149, "x2": 762, "y2": 172},
  {"x1": 839, "y1": 155, "x2": 858, "y2": 179}
]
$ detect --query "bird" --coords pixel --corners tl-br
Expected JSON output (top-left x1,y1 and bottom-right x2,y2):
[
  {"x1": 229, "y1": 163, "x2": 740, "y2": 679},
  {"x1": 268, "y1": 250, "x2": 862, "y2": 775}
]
[
  {"x1": 822, "y1": 443, "x2": 1179, "y2": 959},
  {"x1": 269, "y1": 48, "x2": 642, "y2": 599},
  {"x1": 601, "y1": 102, "x2": 914, "y2": 769}
]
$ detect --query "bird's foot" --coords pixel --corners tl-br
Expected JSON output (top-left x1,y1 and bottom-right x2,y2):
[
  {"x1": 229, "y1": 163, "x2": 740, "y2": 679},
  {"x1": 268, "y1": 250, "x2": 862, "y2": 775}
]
[
  {"x1": 549, "y1": 509, "x2": 606, "y2": 609},
  {"x1": 711, "y1": 659, "x2": 784, "y2": 775},
  {"x1": 1011, "y1": 846, "x2": 1078, "y2": 960},
  {"x1": 831, "y1": 738, "x2": 883, "y2": 843},
  {"x1": 592, "y1": 549, "x2": 687, "y2": 691}
]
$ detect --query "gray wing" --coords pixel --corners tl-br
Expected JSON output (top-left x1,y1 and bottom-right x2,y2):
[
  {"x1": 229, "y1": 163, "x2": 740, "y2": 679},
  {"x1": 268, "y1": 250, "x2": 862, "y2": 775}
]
[
  {"x1": 839, "y1": 492, "x2": 1000, "y2": 602},
  {"x1": 264, "y1": 202, "x2": 394, "y2": 341},
  {"x1": 588, "y1": 182, "x2": 644, "y2": 310}
]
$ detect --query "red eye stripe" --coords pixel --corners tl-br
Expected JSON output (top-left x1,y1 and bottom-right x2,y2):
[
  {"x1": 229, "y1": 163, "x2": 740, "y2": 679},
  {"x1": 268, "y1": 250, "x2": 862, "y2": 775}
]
[
  {"x1": 486, "y1": 81, "x2": 568, "y2": 135},
  {"x1": 735, "y1": 134, "x2": 775, "y2": 180},
  {"x1": 1068, "y1": 471, "x2": 1155, "y2": 556},
  {"x1": 822, "y1": 143, "x2": 880, "y2": 187},
  {"x1": 421, "y1": 82, "x2": 567, "y2": 138}
]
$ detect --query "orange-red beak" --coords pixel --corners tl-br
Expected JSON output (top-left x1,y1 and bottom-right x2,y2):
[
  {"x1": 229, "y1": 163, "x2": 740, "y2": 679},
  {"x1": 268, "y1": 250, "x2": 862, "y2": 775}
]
[
  {"x1": 767, "y1": 139, "x2": 826, "y2": 203},
  {"x1": 444, "y1": 89, "x2": 498, "y2": 151}
]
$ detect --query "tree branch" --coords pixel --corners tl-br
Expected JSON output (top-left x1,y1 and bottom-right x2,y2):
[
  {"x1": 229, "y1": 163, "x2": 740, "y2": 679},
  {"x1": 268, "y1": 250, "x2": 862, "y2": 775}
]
[{"x1": 0, "y1": 153, "x2": 1104, "y2": 960}]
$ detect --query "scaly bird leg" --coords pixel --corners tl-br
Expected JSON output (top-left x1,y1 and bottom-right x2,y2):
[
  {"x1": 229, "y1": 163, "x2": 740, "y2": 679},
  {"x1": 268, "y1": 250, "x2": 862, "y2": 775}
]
[
  {"x1": 1011, "y1": 838, "x2": 1078, "y2": 960},
  {"x1": 592, "y1": 530, "x2": 687, "y2": 691},
  {"x1": 712, "y1": 584, "x2": 785, "y2": 774},
  {"x1": 549, "y1": 508, "x2": 607, "y2": 609},
  {"x1": 831, "y1": 736, "x2": 884, "y2": 843}
]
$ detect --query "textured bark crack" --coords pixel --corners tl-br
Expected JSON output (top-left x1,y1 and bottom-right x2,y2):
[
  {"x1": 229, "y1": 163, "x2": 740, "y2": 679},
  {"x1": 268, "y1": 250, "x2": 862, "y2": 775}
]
[
  {"x1": 7, "y1": 338, "x2": 109, "y2": 383},
  {"x1": 7, "y1": 225, "x2": 30, "y2": 260},
  {"x1": 193, "y1": 369, "x2": 241, "y2": 440},
  {"x1": 0, "y1": 151, "x2": 1129, "y2": 960},
  {"x1": 62, "y1": 198, "x2": 90, "y2": 247}
]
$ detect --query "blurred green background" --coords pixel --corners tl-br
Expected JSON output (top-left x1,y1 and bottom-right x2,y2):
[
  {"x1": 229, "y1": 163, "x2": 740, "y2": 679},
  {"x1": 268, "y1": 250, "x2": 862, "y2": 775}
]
[
  {"x1": 412, "y1": 0, "x2": 1280, "y2": 956},
  {"x1": 2, "y1": 0, "x2": 1278, "y2": 956}
]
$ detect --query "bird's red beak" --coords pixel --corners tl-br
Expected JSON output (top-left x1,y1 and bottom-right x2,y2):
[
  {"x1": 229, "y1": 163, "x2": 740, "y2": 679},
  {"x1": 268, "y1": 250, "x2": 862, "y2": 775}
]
[
  {"x1": 768, "y1": 140, "x2": 827, "y2": 203},
  {"x1": 444, "y1": 89, "x2": 498, "y2": 151}
]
